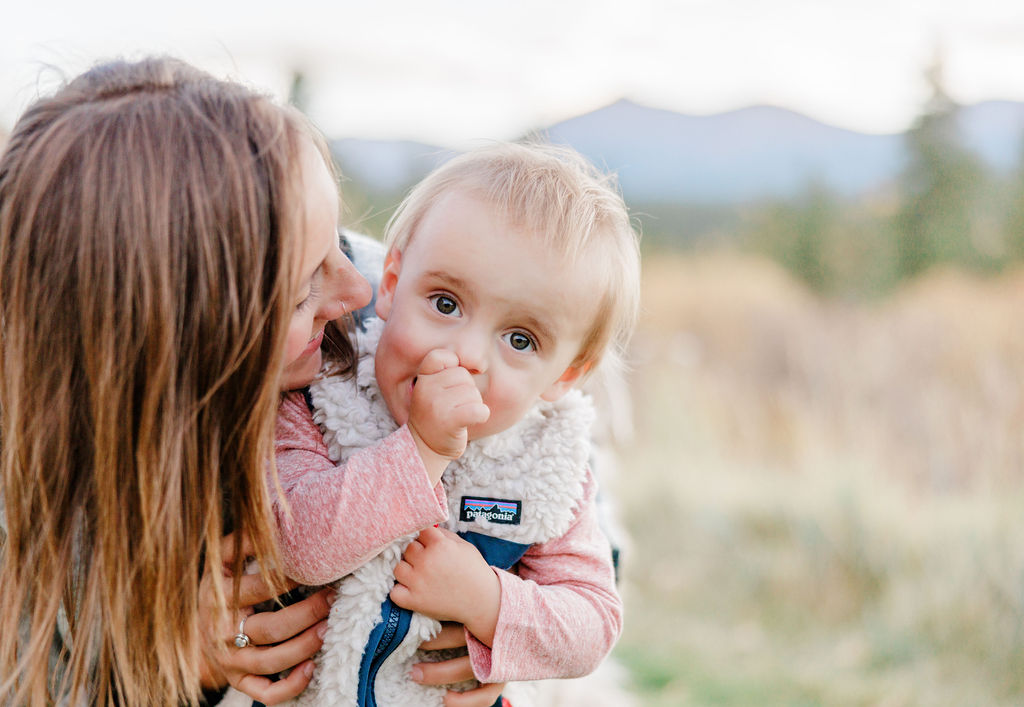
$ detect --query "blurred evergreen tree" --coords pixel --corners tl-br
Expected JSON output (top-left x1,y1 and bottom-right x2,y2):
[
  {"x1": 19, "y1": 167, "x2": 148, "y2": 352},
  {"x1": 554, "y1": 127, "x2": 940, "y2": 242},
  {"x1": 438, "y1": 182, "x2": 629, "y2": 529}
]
[
  {"x1": 774, "y1": 184, "x2": 831, "y2": 292},
  {"x1": 288, "y1": 69, "x2": 310, "y2": 113},
  {"x1": 893, "y1": 51, "x2": 989, "y2": 278},
  {"x1": 744, "y1": 182, "x2": 840, "y2": 293}
]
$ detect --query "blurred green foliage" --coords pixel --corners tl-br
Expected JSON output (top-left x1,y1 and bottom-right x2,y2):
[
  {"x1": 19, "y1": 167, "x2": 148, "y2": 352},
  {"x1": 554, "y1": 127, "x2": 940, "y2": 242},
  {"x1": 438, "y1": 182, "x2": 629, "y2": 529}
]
[{"x1": 892, "y1": 65, "x2": 989, "y2": 279}]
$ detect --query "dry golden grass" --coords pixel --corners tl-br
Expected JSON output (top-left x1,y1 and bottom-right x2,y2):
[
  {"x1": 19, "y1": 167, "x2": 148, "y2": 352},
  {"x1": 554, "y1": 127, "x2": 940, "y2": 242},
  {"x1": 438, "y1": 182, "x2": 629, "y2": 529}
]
[
  {"x1": 634, "y1": 251, "x2": 1024, "y2": 489},
  {"x1": 614, "y1": 251, "x2": 1024, "y2": 706}
]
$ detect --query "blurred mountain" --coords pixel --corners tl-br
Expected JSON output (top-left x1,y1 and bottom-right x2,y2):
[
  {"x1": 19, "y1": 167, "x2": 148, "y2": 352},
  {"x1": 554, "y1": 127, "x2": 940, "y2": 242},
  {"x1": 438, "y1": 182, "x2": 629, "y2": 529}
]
[
  {"x1": 330, "y1": 99, "x2": 1024, "y2": 205},
  {"x1": 545, "y1": 100, "x2": 905, "y2": 203},
  {"x1": 958, "y1": 100, "x2": 1024, "y2": 171}
]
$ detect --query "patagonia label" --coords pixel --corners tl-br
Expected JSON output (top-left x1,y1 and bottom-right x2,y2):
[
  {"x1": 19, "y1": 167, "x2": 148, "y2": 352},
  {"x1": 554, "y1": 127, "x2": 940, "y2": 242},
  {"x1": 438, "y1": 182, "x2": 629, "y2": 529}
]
[{"x1": 460, "y1": 496, "x2": 522, "y2": 525}]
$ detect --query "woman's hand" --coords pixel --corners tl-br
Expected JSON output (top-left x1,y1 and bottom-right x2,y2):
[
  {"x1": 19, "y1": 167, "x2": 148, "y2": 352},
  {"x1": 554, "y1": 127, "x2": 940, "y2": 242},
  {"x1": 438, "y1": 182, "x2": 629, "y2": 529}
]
[
  {"x1": 412, "y1": 623, "x2": 507, "y2": 707},
  {"x1": 199, "y1": 534, "x2": 333, "y2": 705}
]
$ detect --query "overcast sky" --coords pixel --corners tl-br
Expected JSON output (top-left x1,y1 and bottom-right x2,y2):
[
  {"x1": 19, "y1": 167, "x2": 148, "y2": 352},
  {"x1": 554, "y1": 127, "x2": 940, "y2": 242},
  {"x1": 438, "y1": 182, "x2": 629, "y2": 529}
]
[{"x1": 3, "y1": 0, "x2": 1024, "y2": 147}]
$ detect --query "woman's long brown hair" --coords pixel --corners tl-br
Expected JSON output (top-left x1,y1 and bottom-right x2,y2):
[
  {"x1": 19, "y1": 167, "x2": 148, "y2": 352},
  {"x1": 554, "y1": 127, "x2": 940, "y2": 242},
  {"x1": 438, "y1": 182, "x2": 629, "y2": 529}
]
[{"x1": 0, "y1": 57, "x2": 306, "y2": 704}]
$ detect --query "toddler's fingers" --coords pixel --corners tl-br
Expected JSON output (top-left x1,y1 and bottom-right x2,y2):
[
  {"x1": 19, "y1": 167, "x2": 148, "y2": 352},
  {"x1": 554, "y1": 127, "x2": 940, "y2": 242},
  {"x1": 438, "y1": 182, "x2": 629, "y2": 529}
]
[
  {"x1": 413, "y1": 365, "x2": 477, "y2": 404},
  {"x1": 412, "y1": 378, "x2": 487, "y2": 425},
  {"x1": 432, "y1": 526, "x2": 462, "y2": 542},
  {"x1": 400, "y1": 537, "x2": 426, "y2": 565},
  {"x1": 451, "y1": 401, "x2": 490, "y2": 428},
  {"x1": 393, "y1": 559, "x2": 414, "y2": 586},
  {"x1": 417, "y1": 349, "x2": 460, "y2": 377},
  {"x1": 442, "y1": 397, "x2": 489, "y2": 430},
  {"x1": 414, "y1": 525, "x2": 444, "y2": 547},
  {"x1": 389, "y1": 582, "x2": 414, "y2": 609}
]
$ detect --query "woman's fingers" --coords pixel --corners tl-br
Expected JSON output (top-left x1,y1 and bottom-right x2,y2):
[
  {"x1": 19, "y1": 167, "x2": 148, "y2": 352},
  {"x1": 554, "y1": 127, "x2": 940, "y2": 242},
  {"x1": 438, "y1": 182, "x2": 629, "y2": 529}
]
[
  {"x1": 219, "y1": 531, "x2": 256, "y2": 563},
  {"x1": 233, "y1": 660, "x2": 315, "y2": 706},
  {"x1": 409, "y1": 640, "x2": 505, "y2": 707},
  {"x1": 235, "y1": 572, "x2": 300, "y2": 608},
  {"x1": 216, "y1": 531, "x2": 300, "y2": 606},
  {"x1": 413, "y1": 654, "x2": 474, "y2": 685},
  {"x1": 418, "y1": 622, "x2": 466, "y2": 650},
  {"x1": 231, "y1": 619, "x2": 327, "y2": 677},
  {"x1": 444, "y1": 681, "x2": 506, "y2": 707},
  {"x1": 200, "y1": 533, "x2": 332, "y2": 698},
  {"x1": 240, "y1": 587, "x2": 334, "y2": 645}
]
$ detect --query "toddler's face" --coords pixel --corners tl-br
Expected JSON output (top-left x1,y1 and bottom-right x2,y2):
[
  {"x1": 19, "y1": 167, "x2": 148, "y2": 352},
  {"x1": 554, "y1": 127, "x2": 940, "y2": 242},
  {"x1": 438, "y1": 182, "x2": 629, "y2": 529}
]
[{"x1": 374, "y1": 189, "x2": 598, "y2": 439}]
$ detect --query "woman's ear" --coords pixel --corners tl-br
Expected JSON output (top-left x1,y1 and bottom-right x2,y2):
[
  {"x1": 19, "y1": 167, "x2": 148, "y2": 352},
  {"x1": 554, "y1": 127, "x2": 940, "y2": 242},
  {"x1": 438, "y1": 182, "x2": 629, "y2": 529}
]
[
  {"x1": 374, "y1": 249, "x2": 402, "y2": 320},
  {"x1": 540, "y1": 361, "x2": 591, "y2": 402}
]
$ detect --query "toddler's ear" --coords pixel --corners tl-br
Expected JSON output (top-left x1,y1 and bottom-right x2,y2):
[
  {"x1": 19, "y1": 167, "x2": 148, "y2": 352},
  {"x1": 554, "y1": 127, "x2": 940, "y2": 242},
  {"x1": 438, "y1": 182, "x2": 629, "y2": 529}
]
[
  {"x1": 540, "y1": 362, "x2": 591, "y2": 402},
  {"x1": 375, "y1": 249, "x2": 402, "y2": 320}
]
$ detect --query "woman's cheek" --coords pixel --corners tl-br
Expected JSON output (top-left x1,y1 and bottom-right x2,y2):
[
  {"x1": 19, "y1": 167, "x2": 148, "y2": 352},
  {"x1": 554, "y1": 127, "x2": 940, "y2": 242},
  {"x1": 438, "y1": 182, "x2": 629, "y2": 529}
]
[{"x1": 282, "y1": 320, "x2": 311, "y2": 368}]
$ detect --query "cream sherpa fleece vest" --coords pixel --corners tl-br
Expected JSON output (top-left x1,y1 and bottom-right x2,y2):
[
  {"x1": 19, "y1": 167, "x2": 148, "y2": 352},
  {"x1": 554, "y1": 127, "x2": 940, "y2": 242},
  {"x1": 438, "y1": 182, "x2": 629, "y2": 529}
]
[{"x1": 300, "y1": 317, "x2": 592, "y2": 707}]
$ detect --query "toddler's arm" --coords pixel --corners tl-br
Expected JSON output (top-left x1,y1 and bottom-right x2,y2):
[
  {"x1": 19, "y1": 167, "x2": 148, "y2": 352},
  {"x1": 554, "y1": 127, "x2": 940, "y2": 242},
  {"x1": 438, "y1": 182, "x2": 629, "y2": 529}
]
[
  {"x1": 273, "y1": 392, "x2": 448, "y2": 585},
  {"x1": 469, "y1": 469, "x2": 622, "y2": 681}
]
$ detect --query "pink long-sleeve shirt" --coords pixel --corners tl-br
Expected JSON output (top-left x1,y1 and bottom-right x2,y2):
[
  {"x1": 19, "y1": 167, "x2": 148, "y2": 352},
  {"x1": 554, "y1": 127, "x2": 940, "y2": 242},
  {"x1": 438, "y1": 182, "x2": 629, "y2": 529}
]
[
  {"x1": 273, "y1": 392, "x2": 448, "y2": 583},
  {"x1": 272, "y1": 390, "x2": 623, "y2": 681}
]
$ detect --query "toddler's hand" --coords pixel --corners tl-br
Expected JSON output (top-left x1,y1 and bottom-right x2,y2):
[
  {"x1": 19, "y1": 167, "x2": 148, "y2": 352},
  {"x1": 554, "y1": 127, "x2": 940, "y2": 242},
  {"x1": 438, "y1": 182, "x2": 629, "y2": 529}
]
[
  {"x1": 390, "y1": 526, "x2": 501, "y2": 646},
  {"x1": 407, "y1": 349, "x2": 489, "y2": 462}
]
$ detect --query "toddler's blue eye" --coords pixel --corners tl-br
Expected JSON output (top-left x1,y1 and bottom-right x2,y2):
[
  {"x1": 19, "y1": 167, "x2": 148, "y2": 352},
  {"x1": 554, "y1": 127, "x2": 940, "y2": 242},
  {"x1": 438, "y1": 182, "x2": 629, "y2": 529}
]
[
  {"x1": 432, "y1": 295, "x2": 459, "y2": 315},
  {"x1": 506, "y1": 332, "x2": 535, "y2": 352}
]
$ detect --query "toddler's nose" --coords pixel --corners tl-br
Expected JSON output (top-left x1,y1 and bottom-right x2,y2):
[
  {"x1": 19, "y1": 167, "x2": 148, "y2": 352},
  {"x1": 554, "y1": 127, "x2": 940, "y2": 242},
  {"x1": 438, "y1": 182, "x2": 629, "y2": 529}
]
[{"x1": 455, "y1": 331, "x2": 488, "y2": 376}]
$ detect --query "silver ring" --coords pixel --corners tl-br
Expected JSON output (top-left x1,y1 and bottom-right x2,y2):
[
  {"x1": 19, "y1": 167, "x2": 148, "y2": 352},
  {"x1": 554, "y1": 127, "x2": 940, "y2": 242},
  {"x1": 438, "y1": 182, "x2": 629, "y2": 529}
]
[{"x1": 233, "y1": 616, "x2": 251, "y2": 649}]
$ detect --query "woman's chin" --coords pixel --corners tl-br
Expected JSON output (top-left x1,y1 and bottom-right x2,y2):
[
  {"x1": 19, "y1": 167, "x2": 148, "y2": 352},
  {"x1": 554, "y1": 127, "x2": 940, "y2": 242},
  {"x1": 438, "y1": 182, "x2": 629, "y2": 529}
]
[{"x1": 281, "y1": 349, "x2": 322, "y2": 391}]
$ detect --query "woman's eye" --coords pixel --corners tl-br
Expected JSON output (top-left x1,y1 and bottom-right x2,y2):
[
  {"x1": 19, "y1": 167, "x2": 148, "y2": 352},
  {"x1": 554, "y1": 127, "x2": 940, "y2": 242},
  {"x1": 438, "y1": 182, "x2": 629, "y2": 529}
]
[
  {"x1": 504, "y1": 331, "x2": 536, "y2": 352},
  {"x1": 431, "y1": 295, "x2": 459, "y2": 316},
  {"x1": 296, "y1": 282, "x2": 321, "y2": 311}
]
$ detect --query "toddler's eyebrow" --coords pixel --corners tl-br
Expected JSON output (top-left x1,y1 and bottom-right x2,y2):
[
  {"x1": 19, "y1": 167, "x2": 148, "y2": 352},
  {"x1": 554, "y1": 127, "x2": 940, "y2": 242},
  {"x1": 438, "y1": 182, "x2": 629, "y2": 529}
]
[
  {"x1": 424, "y1": 270, "x2": 472, "y2": 292},
  {"x1": 519, "y1": 314, "x2": 554, "y2": 348}
]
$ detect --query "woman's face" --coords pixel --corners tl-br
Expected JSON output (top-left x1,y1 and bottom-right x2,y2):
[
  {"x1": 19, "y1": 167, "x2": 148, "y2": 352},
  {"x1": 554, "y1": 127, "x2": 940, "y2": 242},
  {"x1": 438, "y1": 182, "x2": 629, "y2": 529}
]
[{"x1": 280, "y1": 139, "x2": 371, "y2": 391}]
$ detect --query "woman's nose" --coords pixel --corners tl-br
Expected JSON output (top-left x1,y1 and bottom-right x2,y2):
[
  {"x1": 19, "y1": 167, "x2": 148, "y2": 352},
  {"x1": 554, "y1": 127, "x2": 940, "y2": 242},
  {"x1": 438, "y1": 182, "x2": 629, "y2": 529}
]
[
  {"x1": 320, "y1": 251, "x2": 372, "y2": 321},
  {"x1": 336, "y1": 254, "x2": 373, "y2": 315}
]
